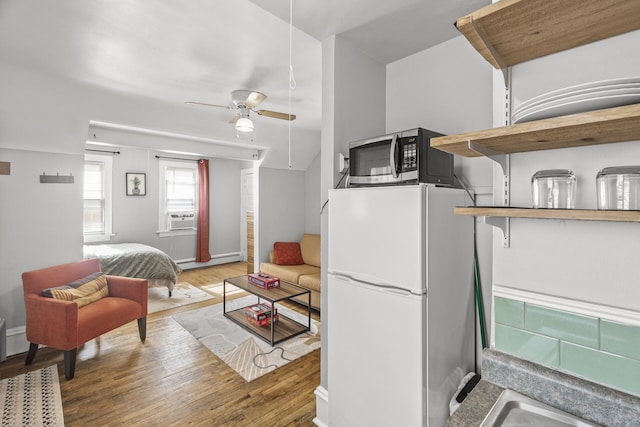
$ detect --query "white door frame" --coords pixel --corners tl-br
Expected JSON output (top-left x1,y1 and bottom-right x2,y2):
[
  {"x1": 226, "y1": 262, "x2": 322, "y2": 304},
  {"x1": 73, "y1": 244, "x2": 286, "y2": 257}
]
[{"x1": 240, "y1": 168, "x2": 255, "y2": 263}]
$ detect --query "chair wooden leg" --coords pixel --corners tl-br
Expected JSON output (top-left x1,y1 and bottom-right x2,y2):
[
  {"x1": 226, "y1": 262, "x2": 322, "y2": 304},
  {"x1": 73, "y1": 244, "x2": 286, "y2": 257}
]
[
  {"x1": 25, "y1": 343, "x2": 38, "y2": 365},
  {"x1": 137, "y1": 317, "x2": 147, "y2": 342},
  {"x1": 64, "y1": 348, "x2": 77, "y2": 380}
]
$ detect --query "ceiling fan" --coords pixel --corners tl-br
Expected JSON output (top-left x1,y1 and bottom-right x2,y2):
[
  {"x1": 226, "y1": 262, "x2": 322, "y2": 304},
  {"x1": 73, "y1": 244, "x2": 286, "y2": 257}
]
[{"x1": 185, "y1": 90, "x2": 296, "y2": 133}]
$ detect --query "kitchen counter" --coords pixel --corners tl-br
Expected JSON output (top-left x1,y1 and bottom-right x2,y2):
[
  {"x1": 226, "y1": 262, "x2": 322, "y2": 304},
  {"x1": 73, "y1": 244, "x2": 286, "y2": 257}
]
[
  {"x1": 444, "y1": 349, "x2": 640, "y2": 427},
  {"x1": 444, "y1": 380, "x2": 503, "y2": 427}
]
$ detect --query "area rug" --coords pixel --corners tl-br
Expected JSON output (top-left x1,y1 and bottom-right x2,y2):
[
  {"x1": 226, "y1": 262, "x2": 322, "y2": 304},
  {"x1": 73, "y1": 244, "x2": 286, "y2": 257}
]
[
  {"x1": 148, "y1": 282, "x2": 214, "y2": 314},
  {"x1": 201, "y1": 282, "x2": 247, "y2": 298},
  {"x1": 172, "y1": 296, "x2": 320, "y2": 382},
  {"x1": 0, "y1": 365, "x2": 64, "y2": 426}
]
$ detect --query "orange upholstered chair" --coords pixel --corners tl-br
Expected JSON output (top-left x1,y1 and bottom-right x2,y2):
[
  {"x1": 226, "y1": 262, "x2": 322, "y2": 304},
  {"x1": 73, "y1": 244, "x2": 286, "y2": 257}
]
[{"x1": 22, "y1": 259, "x2": 148, "y2": 380}]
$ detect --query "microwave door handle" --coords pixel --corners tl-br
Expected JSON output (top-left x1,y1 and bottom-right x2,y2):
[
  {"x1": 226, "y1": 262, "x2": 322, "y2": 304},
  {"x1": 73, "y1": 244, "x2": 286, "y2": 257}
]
[{"x1": 390, "y1": 133, "x2": 399, "y2": 178}]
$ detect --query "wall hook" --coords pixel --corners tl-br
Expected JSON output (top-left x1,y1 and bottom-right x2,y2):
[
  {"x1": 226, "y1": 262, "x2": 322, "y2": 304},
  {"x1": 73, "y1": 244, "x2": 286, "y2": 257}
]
[{"x1": 40, "y1": 172, "x2": 74, "y2": 184}]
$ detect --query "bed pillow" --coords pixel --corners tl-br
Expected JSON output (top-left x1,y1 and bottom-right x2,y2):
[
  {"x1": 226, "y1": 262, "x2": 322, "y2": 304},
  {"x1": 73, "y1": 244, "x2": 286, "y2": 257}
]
[
  {"x1": 273, "y1": 242, "x2": 304, "y2": 265},
  {"x1": 41, "y1": 271, "x2": 109, "y2": 307}
]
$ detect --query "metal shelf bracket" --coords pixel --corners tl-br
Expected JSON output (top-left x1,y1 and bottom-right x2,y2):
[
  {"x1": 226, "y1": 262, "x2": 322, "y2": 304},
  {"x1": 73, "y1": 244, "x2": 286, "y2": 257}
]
[
  {"x1": 484, "y1": 216, "x2": 509, "y2": 245},
  {"x1": 466, "y1": 67, "x2": 513, "y2": 247},
  {"x1": 468, "y1": 140, "x2": 511, "y2": 247},
  {"x1": 469, "y1": 15, "x2": 510, "y2": 87}
]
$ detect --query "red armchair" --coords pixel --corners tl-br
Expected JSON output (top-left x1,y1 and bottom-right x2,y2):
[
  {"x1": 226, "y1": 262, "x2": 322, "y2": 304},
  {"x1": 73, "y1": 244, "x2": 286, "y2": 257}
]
[{"x1": 22, "y1": 259, "x2": 148, "y2": 380}]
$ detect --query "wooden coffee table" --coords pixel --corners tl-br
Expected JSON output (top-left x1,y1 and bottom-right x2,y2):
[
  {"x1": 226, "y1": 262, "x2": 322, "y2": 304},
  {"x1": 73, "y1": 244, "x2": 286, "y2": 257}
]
[{"x1": 223, "y1": 275, "x2": 311, "y2": 346}]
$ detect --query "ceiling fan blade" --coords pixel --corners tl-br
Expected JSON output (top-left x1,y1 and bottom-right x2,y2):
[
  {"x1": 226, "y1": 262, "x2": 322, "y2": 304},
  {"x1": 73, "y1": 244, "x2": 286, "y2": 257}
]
[
  {"x1": 229, "y1": 113, "x2": 240, "y2": 124},
  {"x1": 232, "y1": 90, "x2": 267, "y2": 108},
  {"x1": 184, "y1": 101, "x2": 232, "y2": 110},
  {"x1": 256, "y1": 110, "x2": 296, "y2": 121},
  {"x1": 244, "y1": 91, "x2": 267, "y2": 108}
]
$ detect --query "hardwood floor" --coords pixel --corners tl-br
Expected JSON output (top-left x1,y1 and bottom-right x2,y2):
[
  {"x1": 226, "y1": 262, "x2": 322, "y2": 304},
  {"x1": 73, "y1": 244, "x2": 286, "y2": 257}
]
[{"x1": 0, "y1": 262, "x2": 321, "y2": 426}]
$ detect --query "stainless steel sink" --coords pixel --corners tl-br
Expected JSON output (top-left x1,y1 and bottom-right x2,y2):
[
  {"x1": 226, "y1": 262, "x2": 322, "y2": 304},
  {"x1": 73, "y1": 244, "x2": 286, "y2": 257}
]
[{"x1": 480, "y1": 389, "x2": 601, "y2": 427}]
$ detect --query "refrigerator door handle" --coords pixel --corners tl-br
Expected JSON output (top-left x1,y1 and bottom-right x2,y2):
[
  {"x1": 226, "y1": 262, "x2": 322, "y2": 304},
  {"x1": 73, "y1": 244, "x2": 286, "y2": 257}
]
[
  {"x1": 329, "y1": 270, "x2": 426, "y2": 296},
  {"x1": 380, "y1": 286, "x2": 416, "y2": 297}
]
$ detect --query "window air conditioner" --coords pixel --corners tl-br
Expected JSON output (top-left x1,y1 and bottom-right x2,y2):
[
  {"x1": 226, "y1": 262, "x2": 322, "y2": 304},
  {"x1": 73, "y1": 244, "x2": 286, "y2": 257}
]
[{"x1": 169, "y1": 212, "x2": 196, "y2": 230}]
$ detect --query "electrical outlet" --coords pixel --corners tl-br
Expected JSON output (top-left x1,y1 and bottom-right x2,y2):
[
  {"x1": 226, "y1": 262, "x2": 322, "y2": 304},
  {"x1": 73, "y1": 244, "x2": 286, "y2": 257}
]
[{"x1": 339, "y1": 153, "x2": 349, "y2": 173}]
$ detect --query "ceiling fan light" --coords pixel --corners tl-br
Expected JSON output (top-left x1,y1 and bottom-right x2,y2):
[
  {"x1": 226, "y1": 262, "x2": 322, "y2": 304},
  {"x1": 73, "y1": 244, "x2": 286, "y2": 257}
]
[{"x1": 235, "y1": 117, "x2": 254, "y2": 132}]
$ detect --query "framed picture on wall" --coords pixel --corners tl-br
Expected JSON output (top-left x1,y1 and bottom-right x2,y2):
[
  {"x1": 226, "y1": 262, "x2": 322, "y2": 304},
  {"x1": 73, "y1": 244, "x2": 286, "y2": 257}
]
[{"x1": 126, "y1": 173, "x2": 146, "y2": 196}]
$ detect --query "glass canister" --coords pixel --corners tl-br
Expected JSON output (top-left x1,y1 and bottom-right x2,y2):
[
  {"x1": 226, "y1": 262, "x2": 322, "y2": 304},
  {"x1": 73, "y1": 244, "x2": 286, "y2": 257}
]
[
  {"x1": 596, "y1": 166, "x2": 640, "y2": 210},
  {"x1": 531, "y1": 169, "x2": 577, "y2": 208}
]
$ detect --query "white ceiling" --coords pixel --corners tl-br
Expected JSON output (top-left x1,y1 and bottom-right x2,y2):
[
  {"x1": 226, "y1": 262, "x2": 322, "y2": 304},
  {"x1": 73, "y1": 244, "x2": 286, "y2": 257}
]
[
  {"x1": 250, "y1": 0, "x2": 490, "y2": 64},
  {"x1": 0, "y1": 0, "x2": 489, "y2": 169}
]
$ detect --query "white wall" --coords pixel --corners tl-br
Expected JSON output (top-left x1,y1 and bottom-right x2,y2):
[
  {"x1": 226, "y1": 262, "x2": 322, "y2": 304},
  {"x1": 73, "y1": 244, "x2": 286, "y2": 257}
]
[
  {"x1": 305, "y1": 153, "x2": 321, "y2": 234},
  {"x1": 257, "y1": 167, "x2": 307, "y2": 263},
  {"x1": 493, "y1": 30, "x2": 640, "y2": 311},
  {"x1": 0, "y1": 149, "x2": 84, "y2": 328},
  {"x1": 332, "y1": 39, "x2": 387, "y2": 157},
  {"x1": 386, "y1": 36, "x2": 493, "y2": 136}
]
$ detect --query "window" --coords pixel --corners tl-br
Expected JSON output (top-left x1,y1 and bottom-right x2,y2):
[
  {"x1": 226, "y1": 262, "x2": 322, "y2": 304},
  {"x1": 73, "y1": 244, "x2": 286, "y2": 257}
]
[
  {"x1": 83, "y1": 154, "x2": 113, "y2": 242},
  {"x1": 158, "y1": 159, "x2": 198, "y2": 233}
]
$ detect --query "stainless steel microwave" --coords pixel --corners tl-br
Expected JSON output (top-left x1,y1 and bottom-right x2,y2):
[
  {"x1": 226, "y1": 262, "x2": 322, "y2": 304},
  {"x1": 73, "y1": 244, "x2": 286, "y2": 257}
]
[{"x1": 348, "y1": 128, "x2": 454, "y2": 187}]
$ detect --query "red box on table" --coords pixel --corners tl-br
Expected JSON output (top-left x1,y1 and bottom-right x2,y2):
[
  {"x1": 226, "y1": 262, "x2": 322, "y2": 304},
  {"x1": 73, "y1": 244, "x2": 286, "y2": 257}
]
[
  {"x1": 244, "y1": 303, "x2": 279, "y2": 327},
  {"x1": 247, "y1": 313, "x2": 279, "y2": 327},
  {"x1": 248, "y1": 273, "x2": 280, "y2": 289}
]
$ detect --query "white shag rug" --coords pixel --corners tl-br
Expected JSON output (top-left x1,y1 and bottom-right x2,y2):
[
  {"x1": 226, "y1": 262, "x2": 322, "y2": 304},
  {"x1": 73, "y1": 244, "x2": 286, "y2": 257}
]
[
  {"x1": 148, "y1": 282, "x2": 215, "y2": 314},
  {"x1": 172, "y1": 295, "x2": 320, "y2": 381}
]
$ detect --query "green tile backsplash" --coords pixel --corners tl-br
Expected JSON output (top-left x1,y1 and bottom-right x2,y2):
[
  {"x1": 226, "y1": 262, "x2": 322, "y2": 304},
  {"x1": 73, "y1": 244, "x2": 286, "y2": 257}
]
[
  {"x1": 494, "y1": 296, "x2": 640, "y2": 396},
  {"x1": 525, "y1": 304, "x2": 599, "y2": 348},
  {"x1": 560, "y1": 342, "x2": 640, "y2": 396},
  {"x1": 601, "y1": 320, "x2": 640, "y2": 361},
  {"x1": 494, "y1": 297, "x2": 524, "y2": 328},
  {"x1": 495, "y1": 324, "x2": 559, "y2": 367}
]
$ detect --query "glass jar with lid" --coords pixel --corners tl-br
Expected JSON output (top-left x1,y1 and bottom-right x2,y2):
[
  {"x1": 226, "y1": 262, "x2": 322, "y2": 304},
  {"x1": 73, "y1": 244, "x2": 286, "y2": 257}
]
[
  {"x1": 531, "y1": 169, "x2": 576, "y2": 209},
  {"x1": 596, "y1": 166, "x2": 640, "y2": 210}
]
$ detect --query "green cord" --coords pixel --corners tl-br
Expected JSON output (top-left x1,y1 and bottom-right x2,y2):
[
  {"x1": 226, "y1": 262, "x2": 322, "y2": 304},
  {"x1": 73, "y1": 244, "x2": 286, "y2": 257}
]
[
  {"x1": 474, "y1": 242, "x2": 487, "y2": 348},
  {"x1": 456, "y1": 172, "x2": 487, "y2": 349}
]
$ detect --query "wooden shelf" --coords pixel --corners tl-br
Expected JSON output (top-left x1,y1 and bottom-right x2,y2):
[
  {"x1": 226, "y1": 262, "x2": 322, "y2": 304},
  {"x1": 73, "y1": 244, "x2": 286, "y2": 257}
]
[
  {"x1": 430, "y1": 103, "x2": 640, "y2": 157},
  {"x1": 456, "y1": 0, "x2": 640, "y2": 69},
  {"x1": 455, "y1": 206, "x2": 640, "y2": 222},
  {"x1": 225, "y1": 309, "x2": 309, "y2": 345},
  {"x1": 449, "y1": 0, "x2": 640, "y2": 242}
]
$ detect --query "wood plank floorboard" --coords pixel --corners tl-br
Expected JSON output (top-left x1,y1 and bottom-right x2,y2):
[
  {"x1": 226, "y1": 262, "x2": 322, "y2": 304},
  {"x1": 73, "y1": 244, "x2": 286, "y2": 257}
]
[{"x1": 0, "y1": 262, "x2": 321, "y2": 426}]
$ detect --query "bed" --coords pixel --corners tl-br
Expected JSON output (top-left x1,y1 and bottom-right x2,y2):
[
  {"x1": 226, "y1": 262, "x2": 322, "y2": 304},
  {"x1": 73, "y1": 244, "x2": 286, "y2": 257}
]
[{"x1": 83, "y1": 243, "x2": 182, "y2": 296}]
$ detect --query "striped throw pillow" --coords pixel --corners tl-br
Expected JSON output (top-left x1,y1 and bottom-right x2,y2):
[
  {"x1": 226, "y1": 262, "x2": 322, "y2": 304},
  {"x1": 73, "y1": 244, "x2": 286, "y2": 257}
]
[{"x1": 41, "y1": 272, "x2": 109, "y2": 307}]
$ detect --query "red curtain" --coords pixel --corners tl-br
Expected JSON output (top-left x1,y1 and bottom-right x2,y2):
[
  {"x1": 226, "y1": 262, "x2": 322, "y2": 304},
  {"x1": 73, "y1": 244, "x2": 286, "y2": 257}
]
[{"x1": 196, "y1": 159, "x2": 212, "y2": 262}]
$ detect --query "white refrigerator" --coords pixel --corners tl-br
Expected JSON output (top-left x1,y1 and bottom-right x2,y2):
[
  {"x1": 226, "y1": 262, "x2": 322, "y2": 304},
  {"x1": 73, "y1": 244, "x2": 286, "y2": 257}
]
[{"x1": 327, "y1": 185, "x2": 475, "y2": 427}]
